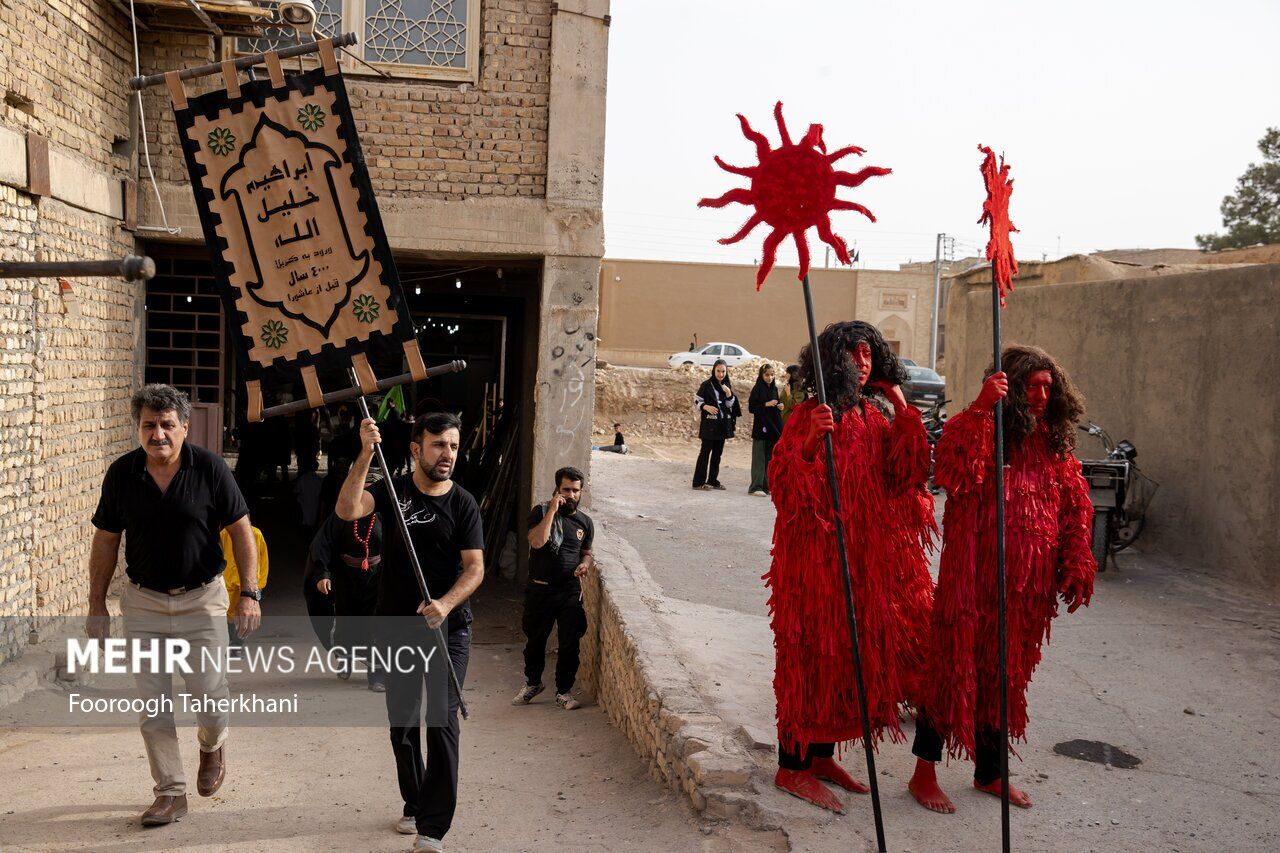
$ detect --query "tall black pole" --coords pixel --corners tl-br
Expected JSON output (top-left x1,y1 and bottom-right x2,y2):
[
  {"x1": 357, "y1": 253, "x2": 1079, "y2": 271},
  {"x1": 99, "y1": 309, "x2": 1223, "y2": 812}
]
[
  {"x1": 800, "y1": 275, "x2": 887, "y2": 853},
  {"x1": 352, "y1": 384, "x2": 468, "y2": 720},
  {"x1": 991, "y1": 273, "x2": 1010, "y2": 851}
]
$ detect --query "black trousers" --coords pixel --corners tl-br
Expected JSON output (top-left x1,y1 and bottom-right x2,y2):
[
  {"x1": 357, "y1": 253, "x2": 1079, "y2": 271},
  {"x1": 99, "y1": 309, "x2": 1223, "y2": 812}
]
[
  {"x1": 912, "y1": 710, "x2": 1002, "y2": 785},
  {"x1": 385, "y1": 624, "x2": 470, "y2": 839},
  {"x1": 331, "y1": 570, "x2": 381, "y2": 652},
  {"x1": 778, "y1": 741, "x2": 835, "y2": 771},
  {"x1": 521, "y1": 584, "x2": 588, "y2": 695},
  {"x1": 693, "y1": 438, "x2": 726, "y2": 487}
]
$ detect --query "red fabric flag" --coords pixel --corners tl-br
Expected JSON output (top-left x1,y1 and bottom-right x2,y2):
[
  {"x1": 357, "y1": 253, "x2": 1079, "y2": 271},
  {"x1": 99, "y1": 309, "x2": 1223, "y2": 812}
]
[{"x1": 977, "y1": 144, "x2": 1019, "y2": 307}]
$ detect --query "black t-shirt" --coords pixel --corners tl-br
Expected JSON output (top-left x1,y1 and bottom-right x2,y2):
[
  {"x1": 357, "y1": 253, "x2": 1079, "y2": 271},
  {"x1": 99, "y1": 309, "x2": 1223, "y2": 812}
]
[
  {"x1": 527, "y1": 504, "x2": 594, "y2": 589},
  {"x1": 369, "y1": 476, "x2": 483, "y2": 627},
  {"x1": 613, "y1": 431, "x2": 625, "y2": 446},
  {"x1": 92, "y1": 442, "x2": 249, "y2": 590}
]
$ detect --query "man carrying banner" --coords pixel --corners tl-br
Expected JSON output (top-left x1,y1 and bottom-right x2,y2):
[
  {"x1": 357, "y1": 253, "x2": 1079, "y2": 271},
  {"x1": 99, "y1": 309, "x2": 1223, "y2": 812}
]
[
  {"x1": 85, "y1": 384, "x2": 261, "y2": 826},
  {"x1": 336, "y1": 412, "x2": 484, "y2": 853},
  {"x1": 909, "y1": 345, "x2": 1096, "y2": 813},
  {"x1": 765, "y1": 320, "x2": 935, "y2": 813}
]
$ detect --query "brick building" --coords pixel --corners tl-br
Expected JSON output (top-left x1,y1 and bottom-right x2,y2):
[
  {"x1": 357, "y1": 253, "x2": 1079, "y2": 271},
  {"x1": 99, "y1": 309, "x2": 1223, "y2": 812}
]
[{"x1": 0, "y1": 0, "x2": 609, "y2": 665}]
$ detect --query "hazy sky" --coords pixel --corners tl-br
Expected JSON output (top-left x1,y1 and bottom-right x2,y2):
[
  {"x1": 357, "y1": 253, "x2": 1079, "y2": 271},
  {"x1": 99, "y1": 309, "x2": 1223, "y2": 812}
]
[{"x1": 602, "y1": 0, "x2": 1279, "y2": 270}]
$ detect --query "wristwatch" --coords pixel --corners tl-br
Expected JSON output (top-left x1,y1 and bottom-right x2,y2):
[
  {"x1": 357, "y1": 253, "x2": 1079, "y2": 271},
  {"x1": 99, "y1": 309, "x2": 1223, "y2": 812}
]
[{"x1": 240, "y1": 589, "x2": 263, "y2": 602}]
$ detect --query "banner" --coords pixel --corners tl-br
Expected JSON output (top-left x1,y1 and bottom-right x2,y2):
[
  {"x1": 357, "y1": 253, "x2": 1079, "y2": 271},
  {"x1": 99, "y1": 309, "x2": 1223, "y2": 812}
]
[{"x1": 166, "y1": 40, "x2": 423, "y2": 413}]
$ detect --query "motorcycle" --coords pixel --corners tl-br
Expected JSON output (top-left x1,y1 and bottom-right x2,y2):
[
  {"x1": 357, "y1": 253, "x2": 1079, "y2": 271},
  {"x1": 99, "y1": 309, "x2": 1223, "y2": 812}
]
[
  {"x1": 921, "y1": 399, "x2": 949, "y2": 494},
  {"x1": 1077, "y1": 422, "x2": 1158, "y2": 570},
  {"x1": 922, "y1": 398, "x2": 949, "y2": 447}
]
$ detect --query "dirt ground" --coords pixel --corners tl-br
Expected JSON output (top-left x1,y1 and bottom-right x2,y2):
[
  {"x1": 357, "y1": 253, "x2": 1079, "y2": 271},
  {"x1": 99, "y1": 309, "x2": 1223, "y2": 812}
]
[
  {"x1": 0, "y1": 581, "x2": 781, "y2": 853},
  {"x1": 590, "y1": 450, "x2": 1280, "y2": 852}
]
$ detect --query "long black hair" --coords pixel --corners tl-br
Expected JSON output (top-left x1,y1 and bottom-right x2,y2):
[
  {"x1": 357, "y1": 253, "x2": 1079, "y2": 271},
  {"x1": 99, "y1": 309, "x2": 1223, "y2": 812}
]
[{"x1": 798, "y1": 320, "x2": 908, "y2": 417}]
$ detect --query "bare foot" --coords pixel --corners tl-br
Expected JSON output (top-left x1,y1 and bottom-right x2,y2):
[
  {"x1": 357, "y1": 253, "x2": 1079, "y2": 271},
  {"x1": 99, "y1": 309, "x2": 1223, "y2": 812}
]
[
  {"x1": 974, "y1": 777, "x2": 1033, "y2": 808},
  {"x1": 809, "y1": 757, "x2": 870, "y2": 794},
  {"x1": 908, "y1": 759, "x2": 956, "y2": 814},
  {"x1": 775, "y1": 768, "x2": 845, "y2": 813}
]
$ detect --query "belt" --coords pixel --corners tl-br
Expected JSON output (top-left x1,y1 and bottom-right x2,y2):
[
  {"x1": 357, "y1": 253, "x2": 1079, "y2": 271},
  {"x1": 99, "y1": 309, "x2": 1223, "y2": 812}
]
[
  {"x1": 131, "y1": 575, "x2": 219, "y2": 596},
  {"x1": 340, "y1": 554, "x2": 382, "y2": 569}
]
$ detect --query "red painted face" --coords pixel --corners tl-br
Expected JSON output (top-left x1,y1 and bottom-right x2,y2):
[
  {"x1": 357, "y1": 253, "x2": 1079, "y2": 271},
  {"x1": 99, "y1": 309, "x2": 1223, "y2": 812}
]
[
  {"x1": 850, "y1": 342, "x2": 872, "y2": 389},
  {"x1": 1026, "y1": 369, "x2": 1053, "y2": 419}
]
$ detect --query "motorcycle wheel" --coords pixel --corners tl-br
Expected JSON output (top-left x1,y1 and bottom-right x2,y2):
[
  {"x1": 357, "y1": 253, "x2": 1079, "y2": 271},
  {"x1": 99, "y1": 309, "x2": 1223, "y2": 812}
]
[{"x1": 1091, "y1": 511, "x2": 1110, "y2": 571}]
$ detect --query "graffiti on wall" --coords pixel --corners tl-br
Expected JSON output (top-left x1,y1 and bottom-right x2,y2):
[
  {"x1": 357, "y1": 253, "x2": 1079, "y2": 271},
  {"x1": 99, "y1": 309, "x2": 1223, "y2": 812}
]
[{"x1": 541, "y1": 300, "x2": 597, "y2": 445}]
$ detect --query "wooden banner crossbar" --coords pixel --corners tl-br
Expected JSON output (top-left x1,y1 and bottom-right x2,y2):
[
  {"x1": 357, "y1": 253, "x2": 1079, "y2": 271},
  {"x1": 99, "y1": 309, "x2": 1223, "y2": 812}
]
[
  {"x1": 254, "y1": 359, "x2": 468, "y2": 421},
  {"x1": 129, "y1": 33, "x2": 359, "y2": 91}
]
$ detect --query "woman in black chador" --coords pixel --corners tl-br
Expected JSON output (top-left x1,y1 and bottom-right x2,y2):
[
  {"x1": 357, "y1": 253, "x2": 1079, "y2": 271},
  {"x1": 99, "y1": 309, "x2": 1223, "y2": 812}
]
[{"x1": 692, "y1": 359, "x2": 741, "y2": 490}]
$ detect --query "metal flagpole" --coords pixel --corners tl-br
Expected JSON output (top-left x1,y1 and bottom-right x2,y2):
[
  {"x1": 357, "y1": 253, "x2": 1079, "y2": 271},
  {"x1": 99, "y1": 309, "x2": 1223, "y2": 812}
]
[
  {"x1": 991, "y1": 271, "x2": 1010, "y2": 850},
  {"x1": 351, "y1": 377, "x2": 468, "y2": 720},
  {"x1": 800, "y1": 274, "x2": 887, "y2": 853}
]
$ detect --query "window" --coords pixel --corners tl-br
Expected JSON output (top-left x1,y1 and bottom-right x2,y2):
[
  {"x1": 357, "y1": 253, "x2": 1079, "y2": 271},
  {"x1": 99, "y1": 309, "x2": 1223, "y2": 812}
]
[
  {"x1": 723, "y1": 346, "x2": 742, "y2": 356},
  {"x1": 233, "y1": 0, "x2": 480, "y2": 82},
  {"x1": 704, "y1": 345, "x2": 723, "y2": 356}
]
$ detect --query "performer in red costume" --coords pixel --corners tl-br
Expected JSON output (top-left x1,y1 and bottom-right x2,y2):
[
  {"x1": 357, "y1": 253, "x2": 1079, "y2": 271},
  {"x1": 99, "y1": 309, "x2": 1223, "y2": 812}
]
[
  {"x1": 766, "y1": 320, "x2": 936, "y2": 813},
  {"x1": 909, "y1": 344, "x2": 1096, "y2": 814}
]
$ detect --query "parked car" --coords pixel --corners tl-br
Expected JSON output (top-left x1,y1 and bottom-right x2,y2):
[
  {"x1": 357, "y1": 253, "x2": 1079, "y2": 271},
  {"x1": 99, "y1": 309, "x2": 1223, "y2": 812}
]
[
  {"x1": 667, "y1": 342, "x2": 757, "y2": 368},
  {"x1": 903, "y1": 365, "x2": 946, "y2": 406},
  {"x1": 899, "y1": 357, "x2": 917, "y2": 367}
]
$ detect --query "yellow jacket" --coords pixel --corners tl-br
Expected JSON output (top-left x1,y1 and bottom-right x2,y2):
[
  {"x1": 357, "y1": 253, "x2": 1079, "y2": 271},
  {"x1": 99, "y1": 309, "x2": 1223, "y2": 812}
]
[{"x1": 221, "y1": 526, "x2": 269, "y2": 620}]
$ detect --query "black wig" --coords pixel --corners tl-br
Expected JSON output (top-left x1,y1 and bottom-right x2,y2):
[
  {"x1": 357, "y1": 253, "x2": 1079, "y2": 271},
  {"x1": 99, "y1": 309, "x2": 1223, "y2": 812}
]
[{"x1": 798, "y1": 320, "x2": 908, "y2": 418}]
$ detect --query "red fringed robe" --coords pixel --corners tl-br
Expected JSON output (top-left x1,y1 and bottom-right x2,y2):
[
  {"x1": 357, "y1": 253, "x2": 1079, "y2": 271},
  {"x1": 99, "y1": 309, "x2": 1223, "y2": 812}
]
[
  {"x1": 766, "y1": 398, "x2": 936, "y2": 756},
  {"x1": 926, "y1": 405, "x2": 1096, "y2": 758}
]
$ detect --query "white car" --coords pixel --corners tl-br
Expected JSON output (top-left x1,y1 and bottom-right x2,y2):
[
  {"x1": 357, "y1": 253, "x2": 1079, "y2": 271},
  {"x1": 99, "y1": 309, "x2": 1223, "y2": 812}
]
[{"x1": 667, "y1": 342, "x2": 756, "y2": 368}]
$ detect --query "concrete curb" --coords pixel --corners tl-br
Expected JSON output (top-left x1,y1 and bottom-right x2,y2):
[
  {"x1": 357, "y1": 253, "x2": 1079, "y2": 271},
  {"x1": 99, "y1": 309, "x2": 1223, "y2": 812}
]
[{"x1": 578, "y1": 525, "x2": 775, "y2": 827}]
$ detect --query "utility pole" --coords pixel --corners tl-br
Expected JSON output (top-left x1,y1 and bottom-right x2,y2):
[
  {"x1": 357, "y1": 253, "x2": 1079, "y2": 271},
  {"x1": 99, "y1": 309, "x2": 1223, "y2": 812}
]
[{"x1": 930, "y1": 234, "x2": 943, "y2": 369}]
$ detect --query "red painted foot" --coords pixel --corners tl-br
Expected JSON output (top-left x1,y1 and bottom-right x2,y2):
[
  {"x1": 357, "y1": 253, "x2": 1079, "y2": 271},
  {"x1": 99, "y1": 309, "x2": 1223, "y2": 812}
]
[
  {"x1": 809, "y1": 757, "x2": 870, "y2": 794},
  {"x1": 775, "y1": 768, "x2": 845, "y2": 813},
  {"x1": 907, "y1": 759, "x2": 956, "y2": 814},
  {"x1": 974, "y1": 777, "x2": 1033, "y2": 809}
]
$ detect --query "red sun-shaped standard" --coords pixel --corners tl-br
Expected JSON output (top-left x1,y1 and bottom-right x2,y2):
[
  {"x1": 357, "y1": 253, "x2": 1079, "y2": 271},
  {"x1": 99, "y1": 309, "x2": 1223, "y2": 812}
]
[
  {"x1": 978, "y1": 144, "x2": 1019, "y2": 307},
  {"x1": 698, "y1": 102, "x2": 891, "y2": 289}
]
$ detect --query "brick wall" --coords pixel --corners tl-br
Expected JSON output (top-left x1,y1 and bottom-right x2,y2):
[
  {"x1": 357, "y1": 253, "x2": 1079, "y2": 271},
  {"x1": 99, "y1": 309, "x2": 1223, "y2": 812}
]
[
  {"x1": 353, "y1": 0, "x2": 551, "y2": 199},
  {"x1": 0, "y1": 186, "x2": 39, "y2": 662},
  {"x1": 31, "y1": 200, "x2": 138, "y2": 625},
  {"x1": 141, "y1": 1, "x2": 552, "y2": 200},
  {"x1": 0, "y1": 0, "x2": 133, "y2": 172},
  {"x1": 0, "y1": 1, "x2": 139, "y2": 663}
]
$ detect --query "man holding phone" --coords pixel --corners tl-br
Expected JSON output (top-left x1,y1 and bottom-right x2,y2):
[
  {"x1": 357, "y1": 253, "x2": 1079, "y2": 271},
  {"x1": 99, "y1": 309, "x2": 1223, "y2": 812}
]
[{"x1": 512, "y1": 467, "x2": 594, "y2": 711}]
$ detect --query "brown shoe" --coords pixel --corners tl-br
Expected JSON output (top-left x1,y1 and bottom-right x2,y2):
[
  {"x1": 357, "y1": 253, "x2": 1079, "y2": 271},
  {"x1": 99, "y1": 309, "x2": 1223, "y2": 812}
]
[
  {"x1": 140, "y1": 794, "x2": 188, "y2": 826},
  {"x1": 197, "y1": 746, "x2": 225, "y2": 796}
]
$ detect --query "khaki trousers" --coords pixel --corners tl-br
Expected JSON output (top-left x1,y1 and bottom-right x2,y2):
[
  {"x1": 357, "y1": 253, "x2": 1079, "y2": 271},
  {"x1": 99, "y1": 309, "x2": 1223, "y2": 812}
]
[{"x1": 122, "y1": 579, "x2": 231, "y2": 796}]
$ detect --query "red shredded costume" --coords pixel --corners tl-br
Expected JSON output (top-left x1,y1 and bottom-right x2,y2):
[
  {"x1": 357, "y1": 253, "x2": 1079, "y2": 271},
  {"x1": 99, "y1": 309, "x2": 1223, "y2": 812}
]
[
  {"x1": 926, "y1": 405, "x2": 1096, "y2": 757},
  {"x1": 766, "y1": 398, "x2": 936, "y2": 755}
]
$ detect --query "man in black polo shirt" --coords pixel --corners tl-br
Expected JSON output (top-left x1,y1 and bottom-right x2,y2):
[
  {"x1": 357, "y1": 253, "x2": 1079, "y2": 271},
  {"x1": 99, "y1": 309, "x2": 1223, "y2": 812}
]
[
  {"x1": 336, "y1": 410, "x2": 484, "y2": 853},
  {"x1": 86, "y1": 384, "x2": 260, "y2": 827},
  {"x1": 512, "y1": 466, "x2": 594, "y2": 711}
]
